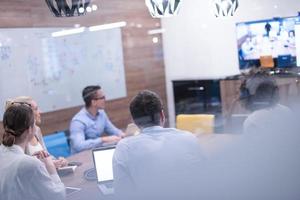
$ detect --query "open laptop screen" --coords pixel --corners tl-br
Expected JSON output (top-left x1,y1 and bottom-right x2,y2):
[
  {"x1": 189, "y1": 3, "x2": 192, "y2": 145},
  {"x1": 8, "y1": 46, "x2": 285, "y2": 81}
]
[{"x1": 92, "y1": 147, "x2": 115, "y2": 182}]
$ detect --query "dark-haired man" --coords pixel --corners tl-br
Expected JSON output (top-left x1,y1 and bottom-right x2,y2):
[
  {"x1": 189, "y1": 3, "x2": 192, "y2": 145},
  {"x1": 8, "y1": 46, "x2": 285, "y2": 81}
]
[
  {"x1": 113, "y1": 90, "x2": 203, "y2": 200},
  {"x1": 70, "y1": 85, "x2": 124, "y2": 153}
]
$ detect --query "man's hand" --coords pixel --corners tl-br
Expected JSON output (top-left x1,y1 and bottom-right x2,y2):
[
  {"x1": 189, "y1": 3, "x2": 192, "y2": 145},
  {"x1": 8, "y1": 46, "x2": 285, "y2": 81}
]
[{"x1": 101, "y1": 135, "x2": 122, "y2": 144}]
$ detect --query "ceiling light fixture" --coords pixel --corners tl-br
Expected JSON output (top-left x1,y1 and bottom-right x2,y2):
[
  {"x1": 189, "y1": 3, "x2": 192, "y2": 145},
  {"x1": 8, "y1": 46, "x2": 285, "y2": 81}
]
[
  {"x1": 145, "y1": 0, "x2": 182, "y2": 18},
  {"x1": 92, "y1": 4, "x2": 98, "y2": 11},
  {"x1": 148, "y1": 28, "x2": 165, "y2": 35},
  {"x1": 86, "y1": 6, "x2": 92, "y2": 13},
  {"x1": 212, "y1": 0, "x2": 239, "y2": 17},
  {"x1": 89, "y1": 21, "x2": 127, "y2": 32},
  {"x1": 45, "y1": 0, "x2": 91, "y2": 17},
  {"x1": 51, "y1": 27, "x2": 85, "y2": 37}
]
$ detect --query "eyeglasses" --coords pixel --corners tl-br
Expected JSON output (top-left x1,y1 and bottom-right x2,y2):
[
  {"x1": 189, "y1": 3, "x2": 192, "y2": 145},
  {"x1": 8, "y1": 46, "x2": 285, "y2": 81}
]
[{"x1": 93, "y1": 96, "x2": 105, "y2": 100}]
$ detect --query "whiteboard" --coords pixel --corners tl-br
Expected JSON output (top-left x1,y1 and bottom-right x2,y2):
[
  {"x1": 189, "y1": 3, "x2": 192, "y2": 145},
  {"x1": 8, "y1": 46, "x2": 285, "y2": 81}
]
[{"x1": 0, "y1": 27, "x2": 126, "y2": 118}]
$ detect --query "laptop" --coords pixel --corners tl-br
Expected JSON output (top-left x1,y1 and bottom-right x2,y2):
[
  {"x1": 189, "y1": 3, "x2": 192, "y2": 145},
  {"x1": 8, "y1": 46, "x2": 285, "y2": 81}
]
[{"x1": 92, "y1": 146, "x2": 116, "y2": 195}]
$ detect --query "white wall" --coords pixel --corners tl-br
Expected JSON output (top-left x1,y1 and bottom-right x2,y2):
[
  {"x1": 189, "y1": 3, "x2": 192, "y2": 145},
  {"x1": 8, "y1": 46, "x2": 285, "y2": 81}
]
[{"x1": 162, "y1": 0, "x2": 300, "y2": 126}]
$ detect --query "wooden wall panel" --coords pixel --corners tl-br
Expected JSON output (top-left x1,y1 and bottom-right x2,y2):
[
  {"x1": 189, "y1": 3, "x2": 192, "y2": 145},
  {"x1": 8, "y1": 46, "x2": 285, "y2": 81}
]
[{"x1": 0, "y1": 0, "x2": 168, "y2": 136}]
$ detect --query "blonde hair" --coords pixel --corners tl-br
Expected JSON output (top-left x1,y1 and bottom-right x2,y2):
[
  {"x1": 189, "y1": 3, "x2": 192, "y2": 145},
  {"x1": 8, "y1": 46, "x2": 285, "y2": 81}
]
[{"x1": 5, "y1": 96, "x2": 33, "y2": 110}]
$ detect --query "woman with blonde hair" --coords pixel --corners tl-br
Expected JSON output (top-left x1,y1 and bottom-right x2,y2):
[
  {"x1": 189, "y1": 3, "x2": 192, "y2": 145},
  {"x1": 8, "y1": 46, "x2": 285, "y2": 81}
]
[
  {"x1": 0, "y1": 103, "x2": 65, "y2": 200},
  {"x1": 5, "y1": 96, "x2": 68, "y2": 168}
]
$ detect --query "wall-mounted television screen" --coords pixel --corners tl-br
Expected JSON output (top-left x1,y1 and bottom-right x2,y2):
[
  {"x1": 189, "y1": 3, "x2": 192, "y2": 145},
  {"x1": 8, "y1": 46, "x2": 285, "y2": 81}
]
[{"x1": 236, "y1": 16, "x2": 300, "y2": 70}]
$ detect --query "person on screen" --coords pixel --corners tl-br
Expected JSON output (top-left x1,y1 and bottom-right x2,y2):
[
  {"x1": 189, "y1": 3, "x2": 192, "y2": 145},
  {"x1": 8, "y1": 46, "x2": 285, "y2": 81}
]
[
  {"x1": 113, "y1": 90, "x2": 204, "y2": 200},
  {"x1": 241, "y1": 37, "x2": 255, "y2": 58},
  {"x1": 5, "y1": 96, "x2": 68, "y2": 168},
  {"x1": 70, "y1": 85, "x2": 125, "y2": 153},
  {"x1": 287, "y1": 30, "x2": 296, "y2": 48},
  {"x1": 265, "y1": 22, "x2": 272, "y2": 37},
  {"x1": 0, "y1": 103, "x2": 65, "y2": 200}
]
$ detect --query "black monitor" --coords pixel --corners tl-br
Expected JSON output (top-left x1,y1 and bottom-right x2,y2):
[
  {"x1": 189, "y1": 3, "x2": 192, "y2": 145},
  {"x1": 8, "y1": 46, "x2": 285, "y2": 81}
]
[{"x1": 172, "y1": 80, "x2": 221, "y2": 115}]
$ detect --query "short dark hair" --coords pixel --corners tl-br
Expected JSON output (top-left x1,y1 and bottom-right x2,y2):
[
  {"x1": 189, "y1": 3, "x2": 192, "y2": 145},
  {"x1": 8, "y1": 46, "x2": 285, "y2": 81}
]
[
  {"x1": 2, "y1": 104, "x2": 34, "y2": 147},
  {"x1": 82, "y1": 85, "x2": 101, "y2": 107},
  {"x1": 129, "y1": 90, "x2": 163, "y2": 128}
]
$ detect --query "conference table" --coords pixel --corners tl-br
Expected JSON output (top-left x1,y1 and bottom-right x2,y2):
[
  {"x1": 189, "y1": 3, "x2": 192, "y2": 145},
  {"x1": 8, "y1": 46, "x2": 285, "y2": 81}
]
[
  {"x1": 61, "y1": 150, "x2": 114, "y2": 200},
  {"x1": 61, "y1": 133, "x2": 239, "y2": 200}
]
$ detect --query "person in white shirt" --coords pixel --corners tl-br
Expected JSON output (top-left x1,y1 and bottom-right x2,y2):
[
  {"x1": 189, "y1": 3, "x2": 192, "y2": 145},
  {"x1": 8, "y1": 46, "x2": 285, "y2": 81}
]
[
  {"x1": 197, "y1": 72, "x2": 300, "y2": 200},
  {"x1": 0, "y1": 103, "x2": 65, "y2": 200},
  {"x1": 5, "y1": 96, "x2": 68, "y2": 168},
  {"x1": 240, "y1": 71, "x2": 293, "y2": 135},
  {"x1": 113, "y1": 90, "x2": 204, "y2": 200}
]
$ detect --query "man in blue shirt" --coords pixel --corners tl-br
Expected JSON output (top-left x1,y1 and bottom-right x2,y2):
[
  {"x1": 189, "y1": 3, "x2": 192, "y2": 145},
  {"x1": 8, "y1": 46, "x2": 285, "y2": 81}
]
[{"x1": 70, "y1": 85, "x2": 124, "y2": 153}]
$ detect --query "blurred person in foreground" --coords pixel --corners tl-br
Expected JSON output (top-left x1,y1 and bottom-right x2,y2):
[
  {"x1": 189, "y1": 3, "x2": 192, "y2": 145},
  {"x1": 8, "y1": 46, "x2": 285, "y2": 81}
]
[
  {"x1": 240, "y1": 71, "x2": 293, "y2": 135},
  {"x1": 188, "y1": 71, "x2": 300, "y2": 200}
]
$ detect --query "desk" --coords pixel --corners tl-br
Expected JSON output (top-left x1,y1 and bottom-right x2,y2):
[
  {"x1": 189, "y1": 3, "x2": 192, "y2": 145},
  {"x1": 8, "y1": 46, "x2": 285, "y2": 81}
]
[
  {"x1": 61, "y1": 133, "x2": 238, "y2": 199},
  {"x1": 61, "y1": 150, "x2": 114, "y2": 200}
]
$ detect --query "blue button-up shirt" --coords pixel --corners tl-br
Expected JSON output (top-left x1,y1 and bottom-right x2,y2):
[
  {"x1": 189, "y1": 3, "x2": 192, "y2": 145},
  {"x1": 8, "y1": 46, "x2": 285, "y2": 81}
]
[{"x1": 70, "y1": 108, "x2": 122, "y2": 153}]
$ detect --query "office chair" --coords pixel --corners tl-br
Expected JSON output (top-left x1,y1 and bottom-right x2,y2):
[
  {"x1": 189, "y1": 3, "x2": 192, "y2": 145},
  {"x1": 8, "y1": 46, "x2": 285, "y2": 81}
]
[
  {"x1": 259, "y1": 55, "x2": 274, "y2": 68},
  {"x1": 176, "y1": 114, "x2": 215, "y2": 134},
  {"x1": 277, "y1": 54, "x2": 292, "y2": 68},
  {"x1": 43, "y1": 131, "x2": 71, "y2": 158}
]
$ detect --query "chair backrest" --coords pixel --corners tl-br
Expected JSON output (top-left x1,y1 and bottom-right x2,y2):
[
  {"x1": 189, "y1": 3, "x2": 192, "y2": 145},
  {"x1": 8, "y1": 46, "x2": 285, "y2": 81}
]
[
  {"x1": 43, "y1": 131, "x2": 70, "y2": 158},
  {"x1": 259, "y1": 55, "x2": 274, "y2": 68},
  {"x1": 176, "y1": 114, "x2": 215, "y2": 134}
]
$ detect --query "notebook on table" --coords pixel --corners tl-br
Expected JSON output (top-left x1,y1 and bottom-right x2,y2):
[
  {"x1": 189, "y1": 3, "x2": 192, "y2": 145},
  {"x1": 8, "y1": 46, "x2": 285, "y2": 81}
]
[{"x1": 92, "y1": 146, "x2": 116, "y2": 195}]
